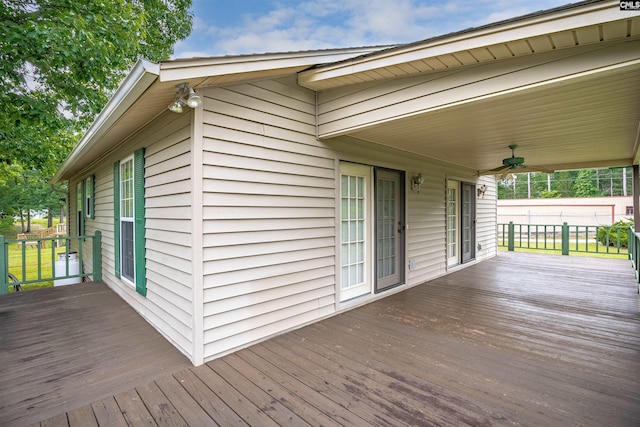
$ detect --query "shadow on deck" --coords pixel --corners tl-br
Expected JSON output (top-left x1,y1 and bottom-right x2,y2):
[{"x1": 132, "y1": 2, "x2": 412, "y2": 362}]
[{"x1": 1, "y1": 251, "x2": 639, "y2": 426}]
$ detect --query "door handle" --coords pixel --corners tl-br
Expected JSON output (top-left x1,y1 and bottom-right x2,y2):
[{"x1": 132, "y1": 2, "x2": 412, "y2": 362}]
[{"x1": 398, "y1": 222, "x2": 405, "y2": 233}]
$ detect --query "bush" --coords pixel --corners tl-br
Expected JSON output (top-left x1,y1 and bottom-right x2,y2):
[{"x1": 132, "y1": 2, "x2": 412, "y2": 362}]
[{"x1": 597, "y1": 219, "x2": 633, "y2": 248}]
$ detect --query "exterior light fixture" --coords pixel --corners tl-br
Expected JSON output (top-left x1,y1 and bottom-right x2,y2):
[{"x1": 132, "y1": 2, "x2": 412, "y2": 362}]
[
  {"x1": 411, "y1": 173, "x2": 425, "y2": 193},
  {"x1": 168, "y1": 83, "x2": 202, "y2": 113},
  {"x1": 477, "y1": 184, "x2": 487, "y2": 198}
]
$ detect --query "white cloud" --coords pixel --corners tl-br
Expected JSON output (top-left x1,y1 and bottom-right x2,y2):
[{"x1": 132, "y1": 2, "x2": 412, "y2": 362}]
[{"x1": 174, "y1": 0, "x2": 571, "y2": 58}]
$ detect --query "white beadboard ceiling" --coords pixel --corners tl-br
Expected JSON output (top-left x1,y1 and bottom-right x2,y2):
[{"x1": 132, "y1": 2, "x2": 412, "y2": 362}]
[{"x1": 300, "y1": 2, "x2": 640, "y2": 173}]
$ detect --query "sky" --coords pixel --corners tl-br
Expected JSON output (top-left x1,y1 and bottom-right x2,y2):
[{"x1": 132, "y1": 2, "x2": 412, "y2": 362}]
[{"x1": 173, "y1": 0, "x2": 575, "y2": 59}]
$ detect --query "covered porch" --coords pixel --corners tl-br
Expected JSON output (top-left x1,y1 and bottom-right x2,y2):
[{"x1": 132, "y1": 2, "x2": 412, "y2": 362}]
[{"x1": 1, "y1": 251, "x2": 638, "y2": 426}]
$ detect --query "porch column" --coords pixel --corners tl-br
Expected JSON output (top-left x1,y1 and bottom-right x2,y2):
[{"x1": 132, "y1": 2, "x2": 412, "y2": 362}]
[{"x1": 634, "y1": 165, "x2": 640, "y2": 228}]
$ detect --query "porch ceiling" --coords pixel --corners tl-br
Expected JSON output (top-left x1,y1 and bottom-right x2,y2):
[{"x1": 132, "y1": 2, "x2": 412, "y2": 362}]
[
  {"x1": 342, "y1": 57, "x2": 640, "y2": 173},
  {"x1": 303, "y1": 1, "x2": 640, "y2": 173}
]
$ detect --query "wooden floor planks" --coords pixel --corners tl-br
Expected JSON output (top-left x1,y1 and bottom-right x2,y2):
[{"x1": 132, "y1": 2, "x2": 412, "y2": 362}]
[
  {"x1": 2, "y1": 252, "x2": 639, "y2": 426},
  {"x1": 0, "y1": 282, "x2": 192, "y2": 427}
]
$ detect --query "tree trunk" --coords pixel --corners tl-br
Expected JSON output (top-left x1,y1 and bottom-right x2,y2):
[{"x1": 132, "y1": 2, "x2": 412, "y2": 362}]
[
  {"x1": 26, "y1": 210, "x2": 31, "y2": 233},
  {"x1": 48, "y1": 209, "x2": 53, "y2": 228}
]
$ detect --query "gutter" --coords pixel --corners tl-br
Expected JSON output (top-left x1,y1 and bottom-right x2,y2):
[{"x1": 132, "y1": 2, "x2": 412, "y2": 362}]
[{"x1": 52, "y1": 59, "x2": 160, "y2": 183}]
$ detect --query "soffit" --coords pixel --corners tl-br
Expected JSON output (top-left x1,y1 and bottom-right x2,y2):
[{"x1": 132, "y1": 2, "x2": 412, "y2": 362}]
[
  {"x1": 299, "y1": 2, "x2": 640, "y2": 91},
  {"x1": 343, "y1": 56, "x2": 640, "y2": 173}
]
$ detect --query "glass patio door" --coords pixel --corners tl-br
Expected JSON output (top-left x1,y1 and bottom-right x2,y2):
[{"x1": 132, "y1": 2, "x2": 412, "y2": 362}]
[
  {"x1": 339, "y1": 163, "x2": 372, "y2": 301},
  {"x1": 375, "y1": 168, "x2": 405, "y2": 292}
]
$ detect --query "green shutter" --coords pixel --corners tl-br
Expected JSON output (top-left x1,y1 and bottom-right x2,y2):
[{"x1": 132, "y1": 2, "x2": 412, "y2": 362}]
[
  {"x1": 113, "y1": 162, "x2": 120, "y2": 279},
  {"x1": 133, "y1": 148, "x2": 146, "y2": 297}
]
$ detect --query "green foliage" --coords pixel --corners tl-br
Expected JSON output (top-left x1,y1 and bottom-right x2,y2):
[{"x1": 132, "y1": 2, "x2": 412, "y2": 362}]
[
  {"x1": 539, "y1": 189, "x2": 561, "y2": 198},
  {"x1": 498, "y1": 168, "x2": 631, "y2": 199},
  {"x1": 573, "y1": 170, "x2": 603, "y2": 197},
  {"x1": 597, "y1": 219, "x2": 633, "y2": 248},
  {"x1": 0, "y1": 0, "x2": 192, "y2": 219}
]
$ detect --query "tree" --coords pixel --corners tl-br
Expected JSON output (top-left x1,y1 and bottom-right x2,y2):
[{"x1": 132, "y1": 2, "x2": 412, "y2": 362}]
[
  {"x1": 0, "y1": 0, "x2": 192, "y2": 229},
  {"x1": 573, "y1": 169, "x2": 604, "y2": 197},
  {"x1": 1, "y1": 0, "x2": 192, "y2": 171}
]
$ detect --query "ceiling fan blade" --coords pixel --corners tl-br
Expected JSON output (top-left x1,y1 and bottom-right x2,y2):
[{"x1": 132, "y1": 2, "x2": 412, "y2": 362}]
[
  {"x1": 479, "y1": 165, "x2": 510, "y2": 175},
  {"x1": 527, "y1": 165, "x2": 555, "y2": 174},
  {"x1": 515, "y1": 165, "x2": 555, "y2": 174}
]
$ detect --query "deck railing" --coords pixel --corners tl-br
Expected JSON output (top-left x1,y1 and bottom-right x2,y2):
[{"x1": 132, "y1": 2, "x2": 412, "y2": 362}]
[
  {"x1": 0, "y1": 231, "x2": 102, "y2": 295},
  {"x1": 498, "y1": 222, "x2": 630, "y2": 256},
  {"x1": 629, "y1": 228, "x2": 640, "y2": 291}
]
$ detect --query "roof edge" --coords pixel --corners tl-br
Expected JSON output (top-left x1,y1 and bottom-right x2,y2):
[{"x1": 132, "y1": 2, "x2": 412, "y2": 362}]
[
  {"x1": 158, "y1": 46, "x2": 392, "y2": 82},
  {"x1": 53, "y1": 59, "x2": 160, "y2": 183},
  {"x1": 299, "y1": 0, "x2": 628, "y2": 89}
]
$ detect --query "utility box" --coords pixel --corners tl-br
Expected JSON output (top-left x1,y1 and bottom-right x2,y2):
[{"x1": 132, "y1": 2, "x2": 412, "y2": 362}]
[{"x1": 54, "y1": 252, "x2": 81, "y2": 286}]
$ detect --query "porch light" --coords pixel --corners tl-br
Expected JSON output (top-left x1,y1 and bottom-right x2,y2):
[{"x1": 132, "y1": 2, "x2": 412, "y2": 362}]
[
  {"x1": 477, "y1": 184, "x2": 487, "y2": 198},
  {"x1": 411, "y1": 173, "x2": 425, "y2": 193},
  {"x1": 168, "y1": 83, "x2": 202, "y2": 113}
]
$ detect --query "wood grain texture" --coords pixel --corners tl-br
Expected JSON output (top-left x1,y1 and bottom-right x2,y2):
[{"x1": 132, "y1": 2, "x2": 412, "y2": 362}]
[{"x1": 5, "y1": 252, "x2": 639, "y2": 426}]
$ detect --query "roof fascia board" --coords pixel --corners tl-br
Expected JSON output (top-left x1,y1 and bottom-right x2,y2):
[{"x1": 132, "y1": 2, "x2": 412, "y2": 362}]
[
  {"x1": 159, "y1": 47, "x2": 389, "y2": 82},
  {"x1": 299, "y1": 0, "x2": 635, "y2": 88},
  {"x1": 53, "y1": 59, "x2": 159, "y2": 183}
]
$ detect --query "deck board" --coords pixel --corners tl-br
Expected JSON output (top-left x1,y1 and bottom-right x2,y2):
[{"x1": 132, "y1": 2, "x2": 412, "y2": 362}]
[
  {"x1": 2, "y1": 252, "x2": 639, "y2": 426},
  {"x1": 0, "y1": 282, "x2": 191, "y2": 427}
]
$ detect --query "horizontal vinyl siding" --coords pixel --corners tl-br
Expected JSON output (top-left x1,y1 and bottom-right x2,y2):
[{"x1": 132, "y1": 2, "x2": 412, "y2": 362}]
[
  {"x1": 73, "y1": 112, "x2": 195, "y2": 362},
  {"x1": 201, "y1": 77, "x2": 336, "y2": 360},
  {"x1": 476, "y1": 175, "x2": 498, "y2": 261}
]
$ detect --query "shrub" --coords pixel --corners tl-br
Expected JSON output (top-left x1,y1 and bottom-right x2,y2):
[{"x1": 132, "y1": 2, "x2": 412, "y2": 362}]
[{"x1": 597, "y1": 219, "x2": 633, "y2": 248}]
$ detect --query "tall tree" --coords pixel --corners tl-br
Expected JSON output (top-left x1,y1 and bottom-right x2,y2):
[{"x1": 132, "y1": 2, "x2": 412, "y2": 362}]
[
  {"x1": 0, "y1": 0, "x2": 192, "y2": 229},
  {"x1": 1, "y1": 0, "x2": 193, "y2": 175}
]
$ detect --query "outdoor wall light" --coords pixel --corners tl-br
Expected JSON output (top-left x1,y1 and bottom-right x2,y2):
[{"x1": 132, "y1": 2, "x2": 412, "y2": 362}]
[
  {"x1": 168, "y1": 83, "x2": 202, "y2": 113},
  {"x1": 411, "y1": 173, "x2": 425, "y2": 193},
  {"x1": 477, "y1": 184, "x2": 487, "y2": 198}
]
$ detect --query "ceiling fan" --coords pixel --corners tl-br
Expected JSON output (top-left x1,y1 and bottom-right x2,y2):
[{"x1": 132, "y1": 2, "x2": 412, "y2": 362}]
[{"x1": 479, "y1": 144, "x2": 553, "y2": 177}]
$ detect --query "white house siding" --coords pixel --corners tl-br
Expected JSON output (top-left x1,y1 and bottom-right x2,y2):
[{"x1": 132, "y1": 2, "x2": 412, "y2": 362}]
[
  {"x1": 200, "y1": 77, "x2": 337, "y2": 360},
  {"x1": 476, "y1": 175, "x2": 498, "y2": 261},
  {"x1": 200, "y1": 76, "x2": 497, "y2": 361},
  {"x1": 71, "y1": 112, "x2": 196, "y2": 361}
]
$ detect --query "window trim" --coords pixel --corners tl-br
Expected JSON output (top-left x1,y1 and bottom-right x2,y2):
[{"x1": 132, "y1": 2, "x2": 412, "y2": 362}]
[{"x1": 113, "y1": 148, "x2": 146, "y2": 296}]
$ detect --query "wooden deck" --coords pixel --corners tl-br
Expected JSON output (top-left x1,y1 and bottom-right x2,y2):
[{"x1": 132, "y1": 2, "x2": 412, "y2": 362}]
[{"x1": 2, "y1": 251, "x2": 639, "y2": 426}]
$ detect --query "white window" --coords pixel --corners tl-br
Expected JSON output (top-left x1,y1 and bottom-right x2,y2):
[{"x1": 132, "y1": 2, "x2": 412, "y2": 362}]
[
  {"x1": 120, "y1": 156, "x2": 135, "y2": 284},
  {"x1": 85, "y1": 176, "x2": 93, "y2": 219}
]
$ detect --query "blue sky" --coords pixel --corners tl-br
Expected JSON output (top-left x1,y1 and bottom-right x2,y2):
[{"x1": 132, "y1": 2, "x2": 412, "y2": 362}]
[{"x1": 173, "y1": 0, "x2": 573, "y2": 58}]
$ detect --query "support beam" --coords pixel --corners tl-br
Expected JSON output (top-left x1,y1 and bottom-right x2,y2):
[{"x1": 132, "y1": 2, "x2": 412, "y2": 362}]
[{"x1": 634, "y1": 165, "x2": 640, "y2": 228}]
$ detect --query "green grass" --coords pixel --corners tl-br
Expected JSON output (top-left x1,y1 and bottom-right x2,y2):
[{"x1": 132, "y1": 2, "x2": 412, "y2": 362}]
[
  {"x1": 2, "y1": 219, "x2": 66, "y2": 291},
  {"x1": 498, "y1": 243, "x2": 629, "y2": 259},
  {"x1": 6, "y1": 241, "x2": 68, "y2": 292}
]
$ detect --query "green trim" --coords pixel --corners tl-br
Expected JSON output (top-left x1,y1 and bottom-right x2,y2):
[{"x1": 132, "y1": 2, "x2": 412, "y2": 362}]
[
  {"x1": 133, "y1": 148, "x2": 146, "y2": 297},
  {"x1": 113, "y1": 161, "x2": 121, "y2": 279}
]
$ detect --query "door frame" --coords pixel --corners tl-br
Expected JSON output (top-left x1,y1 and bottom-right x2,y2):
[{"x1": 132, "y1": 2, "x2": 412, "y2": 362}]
[
  {"x1": 446, "y1": 179, "x2": 477, "y2": 267},
  {"x1": 337, "y1": 162, "x2": 407, "y2": 303},
  {"x1": 374, "y1": 167, "x2": 406, "y2": 293}
]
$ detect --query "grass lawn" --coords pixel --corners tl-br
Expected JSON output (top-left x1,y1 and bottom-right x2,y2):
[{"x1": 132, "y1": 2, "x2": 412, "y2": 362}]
[
  {"x1": 7, "y1": 244, "x2": 68, "y2": 291},
  {"x1": 498, "y1": 243, "x2": 629, "y2": 259},
  {"x1": 3, "y1": 219, "x2": 67, "y2": 292}
]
